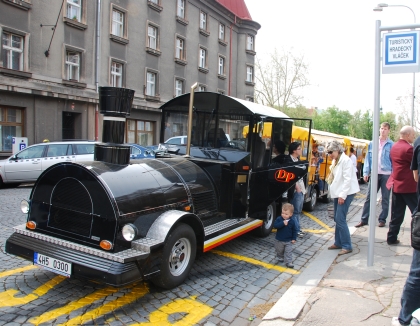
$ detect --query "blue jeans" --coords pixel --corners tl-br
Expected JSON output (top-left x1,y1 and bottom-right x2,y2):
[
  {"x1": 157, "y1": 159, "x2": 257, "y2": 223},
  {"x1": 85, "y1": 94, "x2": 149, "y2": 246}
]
[
  {"x1": 333, "y1": 194, "x2": 355, "y2": 251},
  {"x1": 361, "y1": 174, "x2": 391, "y2": 224},
  {"x1": 291, "y1": 191, "x2": 304, "y2": 233},
  {"x1": 398, "y1": 249, "x2": 420, "y2": 325}
]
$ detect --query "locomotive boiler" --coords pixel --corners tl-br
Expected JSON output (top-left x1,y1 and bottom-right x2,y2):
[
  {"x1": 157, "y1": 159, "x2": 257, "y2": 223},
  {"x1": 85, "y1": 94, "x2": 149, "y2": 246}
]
[{"x1": 6, "y1": 86, "x2": 309, "y2": 289}]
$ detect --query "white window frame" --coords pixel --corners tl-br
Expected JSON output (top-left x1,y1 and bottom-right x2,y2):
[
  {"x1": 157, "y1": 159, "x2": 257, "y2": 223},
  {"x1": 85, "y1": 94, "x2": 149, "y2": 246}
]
[
  {"x1": 177, "y1": 0, "x2": 185, "y2": 18},
  {"x1": 112, "y1": 9, "x2": 124, "y2": 37},
  {"x1": 246, "y1": 65, "x2": 254, "y2": 83},
  {"x1": 219, "y1": 23, "x2": 225, "y2": 40},
  {"x1": 146, "y1": 70, "x2": 157, "y2": 96},
  {"x1": 67, "y1": 0, "x2": 81, "y2": 21},
  {"x1": 198, "y1": 85, "x2": 206, "y2": 92},
  {"x1": 246, "y1": 35, "x2": 254, "y2": 51},
  {"x1": 65, "y1": 51, "x2": 80, "y2": 81},
  {"x1": 175, "y1": 36, "x2": 185, "y2": 60},
  {"x1": 218, "y1": 56, "x2": 225, "y2": 75},
  {"x1": 147, "y1": 24, "x2": 157, "y2": 50},
  {"x1": 111, "y1": 61, "x2": 123, "y2": 87},
  {"x1": 199, "y1": 47, "x2": 207, "y2": 68},
  {"x1": 175, "y1": 78, "x2": 184, "y2": 97},
  {"x1": 2, "y1": 32, "x2": 24, "y2": 70},
  {"x1": 200, "y1": 11, "x2": 207, "y2": 30}
]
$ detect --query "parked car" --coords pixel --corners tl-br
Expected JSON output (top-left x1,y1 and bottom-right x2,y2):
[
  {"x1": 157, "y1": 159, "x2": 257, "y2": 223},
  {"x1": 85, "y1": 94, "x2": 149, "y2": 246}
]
[
  {"x1": 165, "y1": 135, "x2": 188, "y2": 145},
  {"x1": 0, "y1": 141, "x2": 96, "y2": 187},
  {"x1": 129, "y1": 143, "x2": 155, "y2": 159}
]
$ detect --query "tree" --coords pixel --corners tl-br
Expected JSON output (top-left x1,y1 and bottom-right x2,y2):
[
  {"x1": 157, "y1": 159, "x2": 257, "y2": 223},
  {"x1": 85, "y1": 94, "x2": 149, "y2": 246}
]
[
  {"x1": 312, "y1": 106, "x2": 352, "y2": 136},
  {"x1": 254, "y1": 48, "x2": 310, "y2": 109}
]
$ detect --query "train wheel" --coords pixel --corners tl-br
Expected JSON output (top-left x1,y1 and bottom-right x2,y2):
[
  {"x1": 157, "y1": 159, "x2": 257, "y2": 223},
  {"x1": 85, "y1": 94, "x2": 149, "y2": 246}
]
[
  {"x1": 304, "y1": 189, "x2": 317, "y2": 212},
  {"x1": 254, "y1": 201, "x2": 276, "y2": 237},
  {"x1": 152, "y1": 223, "x2": 196, "y2": 289}
]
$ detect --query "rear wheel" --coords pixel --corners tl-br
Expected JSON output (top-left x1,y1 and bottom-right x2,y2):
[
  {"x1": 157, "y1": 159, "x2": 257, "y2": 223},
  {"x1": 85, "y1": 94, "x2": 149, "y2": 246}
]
[
  {"x1": 303, "y1": 189, "x2": 317, "y2": 212},
  {"x1": 152, "y1": 223, "x2": 196, "y2": 289},
  {"x1": 254, "y1": 201, "x2": 276, "y2": 237}
]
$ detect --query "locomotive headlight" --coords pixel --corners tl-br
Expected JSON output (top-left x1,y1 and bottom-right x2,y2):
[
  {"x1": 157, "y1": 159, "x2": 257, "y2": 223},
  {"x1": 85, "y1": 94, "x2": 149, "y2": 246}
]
[
  {"x1": 21, "y1": 200, "x2": 30, "y2": 214},
  {"x1": 122, "y1": 224, "x2": 138, "y2": 241}
]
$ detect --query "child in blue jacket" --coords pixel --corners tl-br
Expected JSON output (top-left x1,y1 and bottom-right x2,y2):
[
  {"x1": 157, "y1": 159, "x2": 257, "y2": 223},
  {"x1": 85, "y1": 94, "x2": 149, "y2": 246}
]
[{"x1": 273, "y1": 203, "x2": 297, "y2": 268}]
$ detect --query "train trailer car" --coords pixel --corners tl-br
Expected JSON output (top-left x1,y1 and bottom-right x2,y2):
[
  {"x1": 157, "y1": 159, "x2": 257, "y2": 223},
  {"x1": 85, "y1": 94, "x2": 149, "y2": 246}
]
[{"x1": 5, "y1": 86, "x2": 309, "y2": 289}]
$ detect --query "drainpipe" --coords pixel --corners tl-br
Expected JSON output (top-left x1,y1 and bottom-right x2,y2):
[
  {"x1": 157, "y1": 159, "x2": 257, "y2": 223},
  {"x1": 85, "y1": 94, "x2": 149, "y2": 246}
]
[
  {"x1": 95, "y1": 0, "x2": 101, "y2": 140},
  {"x1": 228, "y1": 15, "x2": 236, "y2": 96}
]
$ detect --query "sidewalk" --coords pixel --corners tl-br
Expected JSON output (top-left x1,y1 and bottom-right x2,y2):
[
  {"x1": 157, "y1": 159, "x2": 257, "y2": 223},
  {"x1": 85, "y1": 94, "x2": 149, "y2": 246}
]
[{"x1": 260, "y1": 200, "x2": 414, "y2": 326}]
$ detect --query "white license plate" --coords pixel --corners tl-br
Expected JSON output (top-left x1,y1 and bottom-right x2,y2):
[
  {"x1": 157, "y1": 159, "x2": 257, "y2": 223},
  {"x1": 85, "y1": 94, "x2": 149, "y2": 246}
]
[{"x1": 34, "y1": 252, "x2": 72, "y2": 277}]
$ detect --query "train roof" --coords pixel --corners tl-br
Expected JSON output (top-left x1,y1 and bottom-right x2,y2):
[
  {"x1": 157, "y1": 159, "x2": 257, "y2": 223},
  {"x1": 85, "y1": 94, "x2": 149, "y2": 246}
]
[{"x1": 160, "y1": 92, "x2": 290, "y2": 119}]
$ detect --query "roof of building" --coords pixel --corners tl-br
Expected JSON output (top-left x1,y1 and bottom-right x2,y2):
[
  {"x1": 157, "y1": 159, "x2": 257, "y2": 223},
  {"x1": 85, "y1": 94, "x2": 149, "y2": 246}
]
[{"x1": 215, "y1": 0, "x2": 252, "y2": 20}]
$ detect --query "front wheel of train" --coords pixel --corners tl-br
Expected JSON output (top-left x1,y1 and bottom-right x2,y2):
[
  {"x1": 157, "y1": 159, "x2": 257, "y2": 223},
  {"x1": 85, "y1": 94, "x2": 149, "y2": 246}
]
[
  {"x1": 254, "y1": 201, "x2": 276, "y2": 237},
  {"x1": 152, "y1": 223, "x2": 196, "y2": 289}
]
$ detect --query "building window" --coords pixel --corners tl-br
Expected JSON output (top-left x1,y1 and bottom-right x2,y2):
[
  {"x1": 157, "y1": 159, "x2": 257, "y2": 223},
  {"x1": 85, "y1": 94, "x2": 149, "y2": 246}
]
[
  {"x1": 175, "y1": 37, "x2": 185, "y2": 60},
  {"x1": 218, "y1": 56, "x2": 225, "y2": 75},
  {"x1": 217, "y1": 89, "x2": 225, "y2": 95},
  {"x1": 149, "y1": 0, "x2": 158, "y2": 3},
  {"x1": 198, "y1": 85, "x2": 206, "y2": 92},
  {"x1": 127, "y1": 119, "x2": 155, "y2": 146},
  {"x1": 146, "y1": 71, "x2": 157, "y2": 96},
  {"x1": 112, "y1": 9, "x2": 124, "y2": 37},
  {"x1": 200, "y1": 12, "x2": 207, "y2": 30},
  {"x1": 199, "y1": 48, "x2": 207, "y2": 68},
  {"x1": 175, "y1": 78, "x2": 184, "y2": 97},
  {"x1": 247, "y1": 35, "x2": 254, "y2": 51},
  {"x1": 246, "y1": 65, "x2": 254, "y2": 83},
  {"x1": 2, "y1": 32, "x2": 23, "y2": 70},
  {"x1": 177, "y1": 0, "x2": 185, "y2": 18},
  {"x1": 67, "y1": 0, "x2": 81, "y2": 21},
  {"x1": 0, "y1": 107, "x2": 24, "y2": 152},
  {"x1": 111, "y1": 61, "x2": 123, "y2": 87},
  {"x1": 246, "y1": 96, "x2": 254, "y2": 102},
  {"x1": 219, "y1": 24, "x2": 225, "y2": 40},
  {"x1": 66, "y1": 51, "x2": 80, "y2": 81},
  {"x1": 148, "y1": 25, "x2": 157, "y2": 50}
]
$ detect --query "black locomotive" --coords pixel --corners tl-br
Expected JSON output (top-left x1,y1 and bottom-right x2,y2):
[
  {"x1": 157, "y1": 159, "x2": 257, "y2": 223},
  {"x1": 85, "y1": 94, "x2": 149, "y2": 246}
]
[{"x1": 6, "y1": 86, "x2": 309, "y2": 289}]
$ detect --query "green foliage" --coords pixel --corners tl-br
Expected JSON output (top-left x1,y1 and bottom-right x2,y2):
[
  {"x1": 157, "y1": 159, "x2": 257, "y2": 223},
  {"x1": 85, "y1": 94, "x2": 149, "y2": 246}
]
[{"x1": 312, "y1": 106, "x2": 352, "y2": 136}]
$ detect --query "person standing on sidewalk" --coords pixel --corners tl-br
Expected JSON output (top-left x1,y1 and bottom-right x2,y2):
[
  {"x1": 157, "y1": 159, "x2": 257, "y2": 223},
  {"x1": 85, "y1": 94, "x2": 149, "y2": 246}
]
[
  {"x1": 392, "y1": 211, "x2": 420, "y2": 325},
  {"x1": 326, "y1": 140, "x2": 360, "y2": 255},
  {"x1": 355, "y1": 122, "x2": 393, "y2": 228},
  {"x1": 273, "y1": 203, "x2": 297, "y2": 269},
  {"x1": 285, "y1": 142, "x2": 306, "y2": 237},
  {"x1": 411, "y1": 135, "x2": 420, "y2": 200},
  {"x1": 386, "y1": 126, "x2": 417, "y2": 245}
]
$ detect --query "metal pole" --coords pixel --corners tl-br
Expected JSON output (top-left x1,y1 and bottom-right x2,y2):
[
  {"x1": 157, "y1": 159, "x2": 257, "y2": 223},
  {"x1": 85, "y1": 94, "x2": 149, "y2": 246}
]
[
  {"x1": 368, "y1": 20, "x2": 382, "y2": 267},
  {"x1": 185, "y1": 82, "x2": 198, "y2": 158},
  {"x1": 412, "y1": 73, "x2": 415, "y2": 127}
]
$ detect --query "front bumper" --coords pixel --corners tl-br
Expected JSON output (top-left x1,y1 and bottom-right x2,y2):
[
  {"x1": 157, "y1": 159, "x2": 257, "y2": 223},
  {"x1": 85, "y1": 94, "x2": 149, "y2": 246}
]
[{"x1": 5, "y1": 225, "x2": 151, "y2": 286}]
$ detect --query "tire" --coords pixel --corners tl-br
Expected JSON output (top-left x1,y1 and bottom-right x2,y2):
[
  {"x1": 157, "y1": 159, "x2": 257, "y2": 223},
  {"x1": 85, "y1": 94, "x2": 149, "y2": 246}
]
[
  {"x1": 151, "y1": 223, "x2": 196, "y2": 289},
  {"x1": 303, "y1": 189, "x2": 317, "y2": 212},
  {"x1": 254, "y1": 201, "x2": 276, "y2": 237},
  {"x1": 321, "y1": 194, "x2": 331, "y2": 203},
  {"x1": 0, "y1": 176, "x2": 3, "y2": 188}
]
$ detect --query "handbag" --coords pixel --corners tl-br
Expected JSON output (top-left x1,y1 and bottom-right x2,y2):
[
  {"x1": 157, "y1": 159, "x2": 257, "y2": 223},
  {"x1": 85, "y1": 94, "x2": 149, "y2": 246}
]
[{"x1": 412, "y1": 211, "x2": 420, "y2": 250}]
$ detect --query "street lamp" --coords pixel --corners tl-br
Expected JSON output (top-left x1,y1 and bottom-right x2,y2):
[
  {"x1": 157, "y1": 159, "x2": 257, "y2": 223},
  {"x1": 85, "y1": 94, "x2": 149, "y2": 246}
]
[{"x1": 373, "y1": 3, "x2": 417, "y2": 127}]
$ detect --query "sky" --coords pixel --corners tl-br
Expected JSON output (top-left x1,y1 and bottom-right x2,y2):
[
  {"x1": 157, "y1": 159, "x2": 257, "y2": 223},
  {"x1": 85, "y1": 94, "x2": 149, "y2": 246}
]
[{"x1": 244, "y1": 0, "x2": 420, "y2": 116}]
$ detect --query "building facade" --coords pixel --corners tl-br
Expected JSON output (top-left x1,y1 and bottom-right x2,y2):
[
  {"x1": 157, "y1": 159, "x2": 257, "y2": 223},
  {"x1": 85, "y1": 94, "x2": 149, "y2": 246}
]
[{"x1": 0, "y1": 0, "x2": 260, "y2": 158}]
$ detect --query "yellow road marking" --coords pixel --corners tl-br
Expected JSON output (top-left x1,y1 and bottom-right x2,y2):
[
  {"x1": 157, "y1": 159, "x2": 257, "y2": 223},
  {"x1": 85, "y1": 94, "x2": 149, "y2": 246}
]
[
  {"x1": 29, "y1": 286, "x2": 121, "y2": 325},
  {"x1": 212, "y1": 250, "x2": 299, "y2": 275},
  {"x1": 355, "y1": 193, "x2": 366, "y2": 198},
  {"x1": 302, "y1": 211, "x2": 334, "y2": 232},
  {"x1": 133, "y1": 296, "x2": 213, "y2": 325},
  {"x1": 59, "y1": 283, "x2": 149, "y2": 326},
  {"x1": 0, "y1": 275, "x2": 65, "y2": 307},
  {"x1": 0, "y1": 265, "x2": 37, "y2": 279}
]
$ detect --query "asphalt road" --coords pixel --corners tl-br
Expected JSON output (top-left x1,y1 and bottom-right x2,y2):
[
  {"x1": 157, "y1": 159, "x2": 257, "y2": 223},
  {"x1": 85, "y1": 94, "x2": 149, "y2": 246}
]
[{"x1": 0, "y1": 184, "x2": 368, "y2": 326}]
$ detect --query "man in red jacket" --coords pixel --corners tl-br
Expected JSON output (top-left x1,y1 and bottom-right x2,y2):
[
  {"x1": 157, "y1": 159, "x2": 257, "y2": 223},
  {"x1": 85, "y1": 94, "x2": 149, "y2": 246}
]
[{"x1": 387, "y1": 126, "x2": 417, "y2": 245}]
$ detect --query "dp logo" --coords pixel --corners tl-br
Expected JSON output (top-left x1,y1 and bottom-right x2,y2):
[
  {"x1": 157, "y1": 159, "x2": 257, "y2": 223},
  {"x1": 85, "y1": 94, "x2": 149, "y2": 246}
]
[{"x1": 274, "y1": 169, "x2": 295, "y2": 183}]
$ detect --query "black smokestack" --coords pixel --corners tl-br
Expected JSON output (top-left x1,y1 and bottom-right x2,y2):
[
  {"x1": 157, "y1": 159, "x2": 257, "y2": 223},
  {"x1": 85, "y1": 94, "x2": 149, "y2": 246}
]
[{"x1": 95, "y1": 87, "x2": 135, "y2": 165}]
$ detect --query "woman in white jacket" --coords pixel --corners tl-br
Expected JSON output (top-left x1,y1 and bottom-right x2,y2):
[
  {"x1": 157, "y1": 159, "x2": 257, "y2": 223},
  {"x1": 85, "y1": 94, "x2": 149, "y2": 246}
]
[{"x1": 326, "y1": 140, "x2": 360, "y2": 255}]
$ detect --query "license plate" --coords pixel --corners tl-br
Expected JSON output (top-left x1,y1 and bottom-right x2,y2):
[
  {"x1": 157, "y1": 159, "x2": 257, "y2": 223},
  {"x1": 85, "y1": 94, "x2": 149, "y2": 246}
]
[{"x1": 34, "y1": 252, "x2": 72, "y2": 277}]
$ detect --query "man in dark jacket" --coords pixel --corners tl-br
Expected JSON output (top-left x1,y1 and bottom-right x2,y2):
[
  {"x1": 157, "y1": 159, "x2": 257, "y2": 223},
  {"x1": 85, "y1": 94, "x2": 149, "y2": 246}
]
[{"x1": 386, "y1": 126, "x2": 417, "y2": 245}]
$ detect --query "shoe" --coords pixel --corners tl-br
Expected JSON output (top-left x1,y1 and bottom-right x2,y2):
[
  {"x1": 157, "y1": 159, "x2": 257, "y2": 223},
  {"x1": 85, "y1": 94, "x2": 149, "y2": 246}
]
[
  {"x1": 278, "y1": 258, "x2": 284, "y2": 263},
  {"x1": 378, "y1": 221, "x2": 386, "y2": 227},
  {"x1": 355, "y1": 221, "x2": 367, "y2": 228},
  {"x1": 328, "y1": 244, "x2": 342, "y2": 250},
  {"x1": 298, "y1": 231, "x2": 305, "y2": 237},
  {"x1": 338, "y1": 249, "x2": 352, "y2": 255},
  {"x1": 388, "y1": 240, "x2": 400, "y2": 245},
  {"x1": 286, "y1": 263, "x2": 294, "y2": 268},
  {"x1": 391, "y1": 316, "x2": 410, "y2": 326}
]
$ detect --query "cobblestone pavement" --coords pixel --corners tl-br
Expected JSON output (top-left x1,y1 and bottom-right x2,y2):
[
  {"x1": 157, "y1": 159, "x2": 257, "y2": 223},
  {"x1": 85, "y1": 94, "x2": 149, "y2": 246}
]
[{"x1": 0, "y1": 184, "x2": 368, "y2": 326}]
